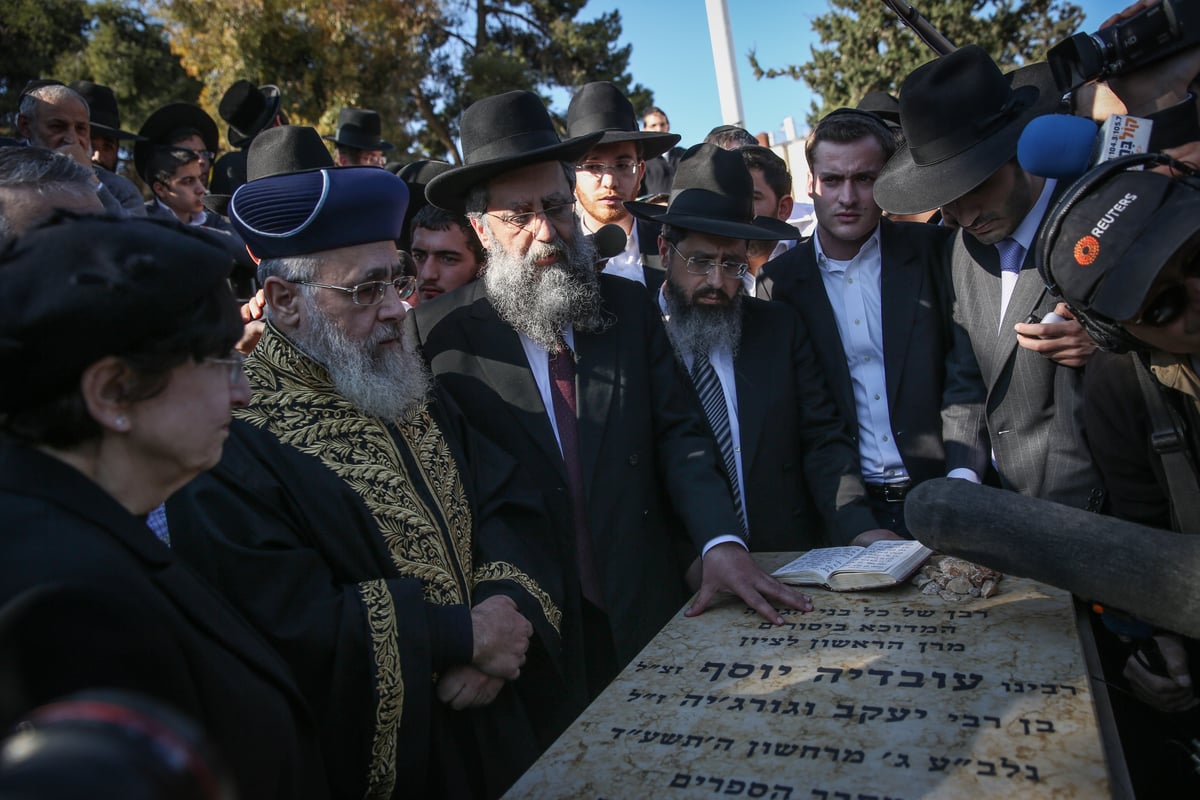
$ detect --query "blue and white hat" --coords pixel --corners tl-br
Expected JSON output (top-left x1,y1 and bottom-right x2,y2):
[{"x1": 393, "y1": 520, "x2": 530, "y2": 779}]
[{"x1": 229, "y1": 166, "x2": 409, "y2": 259}]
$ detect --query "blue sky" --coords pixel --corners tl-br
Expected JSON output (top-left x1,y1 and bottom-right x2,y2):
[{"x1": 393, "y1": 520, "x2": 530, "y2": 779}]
[{"x1": 573, "y1": 0, "x2": 1134, "y2": 147}]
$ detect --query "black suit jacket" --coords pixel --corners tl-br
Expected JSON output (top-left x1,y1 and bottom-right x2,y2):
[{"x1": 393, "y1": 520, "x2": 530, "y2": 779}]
[
  {"x1": 634, "y1": 217, "x2": 666, "y2": 293},
  {"x1": 406, "y1": 276, "x2": 739, "y2": 667},
  {"x1": 639, "y1": 147, "x2": 684, "y2": 197},
  {"x1": 726, "y1": 298, "x2": 878, "y2": 548},
  {"x1": 758, "y1": 219, "x2": 957, "y2": 485},
  {"x1": 0, "y1": 442, "x2": 327, "y2": 799}
]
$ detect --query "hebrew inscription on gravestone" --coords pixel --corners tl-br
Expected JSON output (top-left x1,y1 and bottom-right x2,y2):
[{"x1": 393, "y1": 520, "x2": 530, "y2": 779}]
[{"x1": 507, "y1": 557, "x2": 1110, "y2": 800}]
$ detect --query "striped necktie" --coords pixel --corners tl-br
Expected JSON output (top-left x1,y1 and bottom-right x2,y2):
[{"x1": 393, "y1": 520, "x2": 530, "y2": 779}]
[{"x1": 690, "y1": 353, "x2": 749, "y2": 541}]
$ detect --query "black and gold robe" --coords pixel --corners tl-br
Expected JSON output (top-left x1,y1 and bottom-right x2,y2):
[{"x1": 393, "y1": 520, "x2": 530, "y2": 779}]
[{"x1": 167, "y1": 323, "x2": 562, "y2": 799}]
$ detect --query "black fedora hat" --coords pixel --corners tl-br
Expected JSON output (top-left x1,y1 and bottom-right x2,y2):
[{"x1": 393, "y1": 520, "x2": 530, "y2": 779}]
[
  {"x1": 393, "y1": 159, "x2": 453, "y2": 247},
  {"x1": 426, "y1": 90, "x2": 604, "y2": 213},
  {"x1": 566, "y1": 81, "x2": 680, "y2": 160},
  {"x1": 68, "y1": 81, "x2": 144, "y2": 141},
  {"x1": 204, "y1": 125, "x2": 336, "y2": 215},
  {"x1": 322, "y1": 108, "x2": 394, "y2": 152},
  {"x1": 133, "y1": 102, "x2": 219, "y2": 182},
  {"x1": 875, "y1": 45, "x2": 1060, "y2": 215},
  {"x1": 625, "y1": 143, "x2": 799, "y2": 240},
  {"x1": 219, "y1": 80, "x2": 283, "y2": 148},
  {"x1": 856, "y1": 90, "x2": 901, "y2": 130}
]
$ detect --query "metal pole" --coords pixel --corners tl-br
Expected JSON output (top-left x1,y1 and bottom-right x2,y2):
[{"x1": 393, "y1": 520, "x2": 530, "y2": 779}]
[{"x1": 704, "y1": 0, "x2": 745, "y2": 127}]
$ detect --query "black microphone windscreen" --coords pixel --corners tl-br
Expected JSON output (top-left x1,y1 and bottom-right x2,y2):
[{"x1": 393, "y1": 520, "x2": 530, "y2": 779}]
[
  {"x1": 905, "y1": 479, "x2": 1200, "y2": 638},
  {"x1": 592, "y1": 224, "x2": 628, "y2": 262}
]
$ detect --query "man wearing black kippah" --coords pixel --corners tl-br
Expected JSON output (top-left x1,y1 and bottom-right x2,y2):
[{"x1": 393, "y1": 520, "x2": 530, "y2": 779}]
[{"x1": 167, "y1": 165, "x2": 560, "y2": 798}]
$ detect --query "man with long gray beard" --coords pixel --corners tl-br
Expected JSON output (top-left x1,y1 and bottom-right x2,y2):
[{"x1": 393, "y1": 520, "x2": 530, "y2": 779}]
[
  {"x1": 628, "y1": 144, "x2": 891, "y2": 551},
  {"x1": 165, "y1": 165, "x2": 563, "y2": 800},
  {"x1": 408, "y1": 91, "x2": 815, "y2": 747}
]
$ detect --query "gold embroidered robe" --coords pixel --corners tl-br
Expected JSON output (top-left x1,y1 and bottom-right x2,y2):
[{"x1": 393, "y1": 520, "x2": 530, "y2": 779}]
[{"x1": 167, "y1": 324, "x2": 561, "y2": 799}]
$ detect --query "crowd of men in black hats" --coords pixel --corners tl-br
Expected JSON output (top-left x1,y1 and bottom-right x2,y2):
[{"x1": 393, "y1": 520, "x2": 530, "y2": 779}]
[{"x1": 3, "y1": 1, "x2": 1200, "y2": 794}]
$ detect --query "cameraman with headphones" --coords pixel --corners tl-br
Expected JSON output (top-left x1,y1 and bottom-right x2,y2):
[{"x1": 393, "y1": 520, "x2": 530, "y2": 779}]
[
  {"x1": 1036, "y1": 3, "x2": 1200, "y2": 792},
  {"x1": 1037, "y1": 20, "x2": 1200, "y2": 787}
]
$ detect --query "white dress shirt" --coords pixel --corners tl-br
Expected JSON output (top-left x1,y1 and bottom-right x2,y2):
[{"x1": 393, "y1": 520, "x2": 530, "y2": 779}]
[{"x1": 813, "y1": 225, "x2": 908, "y2": 484}]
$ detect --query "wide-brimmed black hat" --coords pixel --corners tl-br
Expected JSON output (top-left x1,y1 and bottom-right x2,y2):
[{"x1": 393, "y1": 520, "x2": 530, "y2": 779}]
[
  {"x1": 625, "y1": 143, "x2": 799, "y2": 240},
  {"x1": 204, "y1": 125, "x2": 336, "y2": 216},
  {"x1": 875, "y1": 45, "x2": 1061, "y2": 215},
  {"x1": 0, "y1": 213, "x2": 235, "y2": 413},
  {"x1": 133, "y1": 103, "x2": 219, "y2": 182},
  {"x1": 1038, "y1": 158, "x2": 1200, "y2": 324},
  {"x1": 856, "y1": 90, "x2": 901, "y2": 131},
  {"x1": 230, "y1": 166, "x2": 409, "y2": 259},
  {"x1": 68, "y1": 81, "x2": 144, "y2": 141},
  {"x1": 219, "y1": 80, "x2": 282, "y2": 148},
  {"x1": 392, "y1": 160, "x2": 453, "y2": 247},
  {"x1": 426, "y1": 90, "x2": 604, "y2": 213},
  {"x1": 322, "y1": 108, "x2": 394, "y2": 152},
  {"x1": 566, "y1": 81, "x2": 680, "y2": 161}
]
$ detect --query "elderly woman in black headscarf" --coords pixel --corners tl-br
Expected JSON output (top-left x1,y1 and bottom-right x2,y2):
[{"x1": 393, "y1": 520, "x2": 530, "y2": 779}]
[{"x1": 0, "y1": 214, "x2": 328, "y2": 800}]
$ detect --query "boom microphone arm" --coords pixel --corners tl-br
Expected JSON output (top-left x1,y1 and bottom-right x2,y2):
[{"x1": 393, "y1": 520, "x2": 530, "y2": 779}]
[
  {"x1": 881, "y1": 0, "x2": 957, "y2": 56},
  {"x1": 906, "y1": 479, "x2": 1200, "y2": 639}
]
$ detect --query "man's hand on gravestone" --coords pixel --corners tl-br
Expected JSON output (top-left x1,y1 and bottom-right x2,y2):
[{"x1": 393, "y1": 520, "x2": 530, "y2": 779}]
[{"x1": 687, "y1": 542, "x2": 813, "y2": 625}]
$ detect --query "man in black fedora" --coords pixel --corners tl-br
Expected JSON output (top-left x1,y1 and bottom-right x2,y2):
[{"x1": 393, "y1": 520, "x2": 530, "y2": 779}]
[
  {"x1": 135, "y1": 102, "x2": 220, "y2": 189},
  {"x1": 408, "y1": 89, "x2": 815, "y2": 746},
  {"x1": 324, "y1": 108, "x2": 393, "y2": 167},
  {"x1": 627, "y1": 143, "x2": 890, "y2": 552},
  {"x1": 565, "y1": 81, "x2": 680, "y2": 291},
  {"x1": 67, "y1": 81, "x2": 142, "y2": 171},
  {"x1": 210, "y1": 79, "x2": 285, "y2": 198},
  {"x1": 874, "y1": 45, "x2": 1101, "y2": 509}
]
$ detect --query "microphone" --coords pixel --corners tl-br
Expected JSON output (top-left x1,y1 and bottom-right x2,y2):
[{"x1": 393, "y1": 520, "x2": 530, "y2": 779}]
[
  {"x1": 1018, "y1": 112, "x2": 1154, "y2": 180},
  {"x1": 905, "y1": 479, "x2": 1200, "y2": 639},
  {"x1": 590, "y1": 223, "x2": 627, "y2": 264}
]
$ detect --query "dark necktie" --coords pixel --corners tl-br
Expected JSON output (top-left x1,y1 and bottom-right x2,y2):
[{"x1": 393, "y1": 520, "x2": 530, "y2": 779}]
[
  {"x1": 690, "y1": 353, "x2": 749, "y2": 541},
  {"x1": 548, "y1": 338, "x2": 605, "y2": 608}
]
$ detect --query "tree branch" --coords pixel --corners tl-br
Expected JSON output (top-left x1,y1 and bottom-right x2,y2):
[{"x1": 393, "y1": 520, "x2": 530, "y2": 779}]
[{"x1": 479, "y1": 3, "x2": 549, "y2": 37}]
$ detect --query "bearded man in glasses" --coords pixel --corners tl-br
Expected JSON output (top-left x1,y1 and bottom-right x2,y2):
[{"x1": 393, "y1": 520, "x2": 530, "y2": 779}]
[
  {"x1": 632, "y1": 142, "x2": 892, "y2": 559},
  {"x1": 408, "y1": 91, "x2": 817, "y2": 751},
  {"x1": 166, "y1": 165, "x2": 563, "y2": 799}
]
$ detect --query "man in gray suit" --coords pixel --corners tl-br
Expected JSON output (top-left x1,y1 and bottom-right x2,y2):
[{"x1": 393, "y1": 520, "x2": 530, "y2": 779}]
[{"x1": 875, "y1": 45, "x2": 1102, "y2": 510}]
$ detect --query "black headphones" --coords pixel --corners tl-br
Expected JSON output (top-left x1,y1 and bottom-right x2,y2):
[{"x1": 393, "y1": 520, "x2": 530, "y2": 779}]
[{"x1": 1036, "y1": 151, "x2": 1200, "y2": 353}]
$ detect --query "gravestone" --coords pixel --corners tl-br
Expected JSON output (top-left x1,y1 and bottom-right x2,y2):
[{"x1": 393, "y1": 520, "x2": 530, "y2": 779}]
[{"x1": 506, "y1": 556, "x2": 1114, "y2": 799}]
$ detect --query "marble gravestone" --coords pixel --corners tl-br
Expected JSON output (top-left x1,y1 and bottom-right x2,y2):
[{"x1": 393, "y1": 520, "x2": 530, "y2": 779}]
[{"x1": 506, "y1": 554, "x2": 1113, "y2": 799}]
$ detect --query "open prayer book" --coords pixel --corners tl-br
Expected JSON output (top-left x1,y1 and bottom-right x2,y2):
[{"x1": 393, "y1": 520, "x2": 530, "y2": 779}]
[{"x1": 771, "y1": 540, "x2": 933, "y2": 591}]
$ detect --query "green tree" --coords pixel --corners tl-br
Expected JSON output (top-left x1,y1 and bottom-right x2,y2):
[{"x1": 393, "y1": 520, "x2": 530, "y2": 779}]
[
  {"x1": 53, "y1": 1, "x2": 203, "y2": 129},
  {"x1": 0, "y1": 0, "x2": 88, "y2": 131},
  {"x1": 748, "y1": 0, "x2": 1085, "y2": 126},
  {"x1": 153, "y1": 0, "x2": 649, "y2": 162}
]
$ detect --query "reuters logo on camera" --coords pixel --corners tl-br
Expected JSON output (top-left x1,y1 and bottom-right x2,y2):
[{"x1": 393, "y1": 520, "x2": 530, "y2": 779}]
[{"x1": 1074, "y1": 235, "x2": 1100, "y2": 266}]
